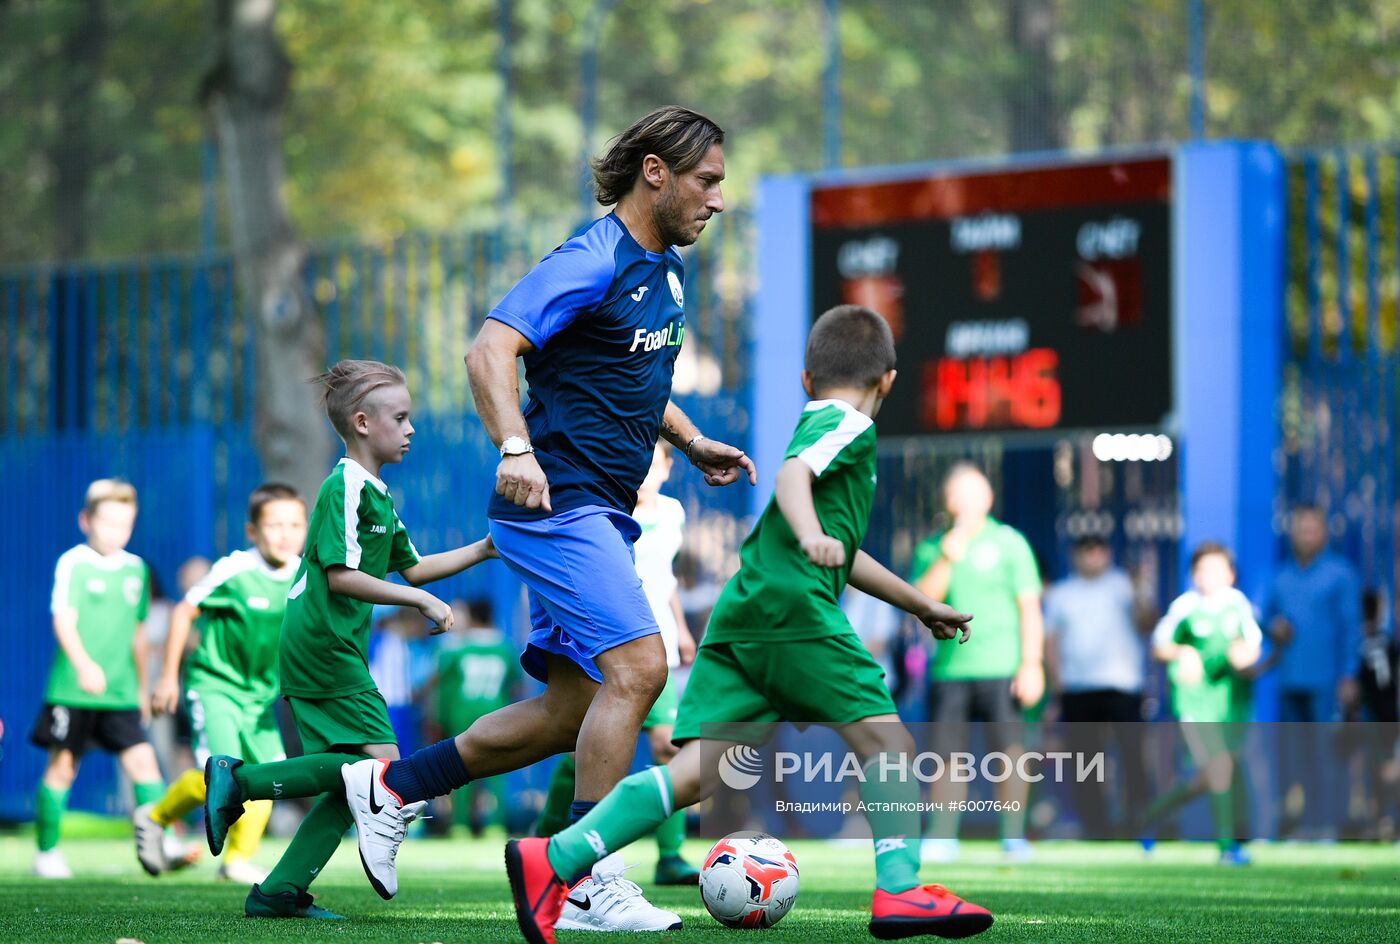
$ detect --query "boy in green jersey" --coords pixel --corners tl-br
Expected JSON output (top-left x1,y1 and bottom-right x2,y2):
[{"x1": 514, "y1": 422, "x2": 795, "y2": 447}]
[
  {"x1": 1142, "y1": 542, "x2": 1262, "y2": 864},
  {"x1": 505, "y1": 305, "x2": 995, "y2": 944},
  {"x1": 30, "y1": 479, "x2": 165, "y2": 880},
  {"x1": 201, "y1": 359, "x2": 495, "y2": 918},
  {"x1": 133, "y1": 483, "x2": 308, "y2": 882}
]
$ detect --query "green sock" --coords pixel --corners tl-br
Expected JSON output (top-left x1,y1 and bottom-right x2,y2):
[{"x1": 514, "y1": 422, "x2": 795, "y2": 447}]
[
  {"x1": 860, "y1": 754, "x2": 921, "y2": 893},
  {"x1": 1231, "y1": 758, "x2": 1250, "y2": 843},
  {"x1": 535, "y1": 754, "x2": 576, "y2": 838},
  {"x1": 260, "y1": 792, "x2": 355, "y2": 897},
  {"x1": 999, "y1": 799, "x2": 1028, "y2": 842},
  {"x1": 36, "y1": 784, "x2": 69, "y2": 852},
  {"x1": 1210, "y1": 788, "x2": 1235, "y2": 852},
  {"x1": 654, "y1": 809, "x2": 686, "y2": 859},
  {"x1": 234, "y1": 753, "x2": 363, "y2": 801},
  {"x1": 133, "y1": 781, "x2": 164, "y2": 808},
  {"x1": 547, "y1": 767, "x2": 673, "y2": 882}
]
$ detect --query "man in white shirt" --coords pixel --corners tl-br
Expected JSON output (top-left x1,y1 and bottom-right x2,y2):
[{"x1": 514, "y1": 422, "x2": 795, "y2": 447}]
[{"x1": 1044, "y1": 535, "x2": 1153, "y2": 837}]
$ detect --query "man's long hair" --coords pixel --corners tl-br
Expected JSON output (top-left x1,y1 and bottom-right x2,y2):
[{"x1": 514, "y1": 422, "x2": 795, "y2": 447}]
[{"x1": 591, "y1": 106, "x2": 724, "y2": 206}]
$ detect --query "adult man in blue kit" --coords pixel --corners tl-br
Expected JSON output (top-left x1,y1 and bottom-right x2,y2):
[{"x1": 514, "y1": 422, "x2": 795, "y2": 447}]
[{"x1": 343, "y1": 106, "x2": 755, "y2": 930}]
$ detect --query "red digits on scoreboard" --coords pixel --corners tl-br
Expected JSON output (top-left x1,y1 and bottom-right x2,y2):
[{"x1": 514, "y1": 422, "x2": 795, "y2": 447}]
[
  {"x1": 1018, "y1": 348, "x2": 1060, "y2": 428},
  {"x1": 925, "y1": 349, "x2": 1062, "y2": 431}
]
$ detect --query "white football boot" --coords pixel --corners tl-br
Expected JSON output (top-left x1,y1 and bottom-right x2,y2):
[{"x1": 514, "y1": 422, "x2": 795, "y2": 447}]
[
  {"x1": 133, "y1": 803, "x2": 168, "y2": 876},
  {"x1": 556, "y1": 853, "x2": 683, "y2": 932},
  {"x1": 33, "y1": 849, "x2": 73, "y2": 879},
  {"x1": 341, "y1": 757, "x2": 428, "y2": 899}
]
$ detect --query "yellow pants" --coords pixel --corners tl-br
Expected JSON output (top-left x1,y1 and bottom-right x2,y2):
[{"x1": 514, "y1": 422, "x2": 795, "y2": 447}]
[{"x1": 150, "y1": 768, "x2": 272, "y2": 864}]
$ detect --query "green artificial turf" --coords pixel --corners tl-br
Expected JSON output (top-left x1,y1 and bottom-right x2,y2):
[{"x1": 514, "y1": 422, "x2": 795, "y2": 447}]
[{"x1": 1, "y1": 831, "x2": 1396, "y2": 942}]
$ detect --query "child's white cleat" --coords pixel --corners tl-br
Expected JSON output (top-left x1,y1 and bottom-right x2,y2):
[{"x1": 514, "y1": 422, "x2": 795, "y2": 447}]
[{"x1": 33, "y1": 849, "x2": 73, "y2": 879}]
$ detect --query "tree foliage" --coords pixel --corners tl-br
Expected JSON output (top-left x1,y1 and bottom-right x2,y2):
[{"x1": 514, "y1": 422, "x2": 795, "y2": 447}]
[{"x1": 1, "y1": 0, "x2": 1397, "y2": 264}]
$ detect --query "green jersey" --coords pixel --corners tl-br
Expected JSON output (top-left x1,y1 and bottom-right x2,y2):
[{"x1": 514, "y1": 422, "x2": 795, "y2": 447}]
[
  {"x1": 705, "y1": 399, "x2": 876, "y2": 644},
  {"x1": 184, "y1": 548, "x2": 300, "y2": 702},
  {"x1": 1152, "y1": 588, "x2": 1261, "y2": 723},
  {"x1": 436, "y1": 632, "x2": 519, "y2": 728},
  {"x1": 910, "y1": 519, "x2": 1040, "y2": 680},
  {"x1": 280, "y1": 458, "x2": 421, "y2": 699},
  {"x1": 45, "y1": 544, "x2": 149, "y2": 709}
]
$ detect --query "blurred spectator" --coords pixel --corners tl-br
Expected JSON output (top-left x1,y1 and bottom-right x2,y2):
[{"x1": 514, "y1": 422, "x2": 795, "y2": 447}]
[
  {"x1": 425, "y1": 598, "x2": 519, "y2": 835},
  {"x1": 675, "y1": 548, "x2": 721, "y2": 645},
  {"x1": 1355, "y1": 590, "x2": 1398, "y2": 723},
  {"x1": 1265, "y1": 507, "x2": 1361, "y2": 718},
  {"x1": 1264, "y1": 506, "x2": 1360, "y2": 838},
  {"x1": 1043, "y1": 535, "x2": 1153, "y2": 837},
  {"x1": 1350, "y1": 589, "x2": 1399, "y2": 838},
  {"x1": 368, "y1": 606, "x2": 425, "y2": 755},
  {"x1": 143, "y1": 557, "x2": 209, "y2": 779},
  {"x1": 911, "y1": 463, "x2": 1044, "y2": 861}
]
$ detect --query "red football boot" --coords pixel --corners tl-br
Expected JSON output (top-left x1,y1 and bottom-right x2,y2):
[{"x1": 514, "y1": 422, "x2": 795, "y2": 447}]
[
  {"x1": 505, "y1": 838, "x2": 566, "y2": 944},
  {"x1": 869, "y1": 883, "x2": 994, "y2": 939}
]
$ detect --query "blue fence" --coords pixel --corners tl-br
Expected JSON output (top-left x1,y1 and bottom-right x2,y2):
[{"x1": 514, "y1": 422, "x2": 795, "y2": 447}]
[
  {"x1": 1280, "y1": 150, "x2": 1399, "y2": 598},
  {"x1": 0, "y1": 212, "x2": 754, "y2": 821}
]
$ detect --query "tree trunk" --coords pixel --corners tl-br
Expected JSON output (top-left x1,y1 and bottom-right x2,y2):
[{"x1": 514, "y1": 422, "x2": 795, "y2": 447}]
[
  {"x1": 50, "y1": 0, "x2": 107, "y2": 260},
  {"x1": 1004, "y1": 0, "x2": 1063, "y2": 153},
  {"x1": 202, "y1": 0, "x2": 332, "y2": 500}
]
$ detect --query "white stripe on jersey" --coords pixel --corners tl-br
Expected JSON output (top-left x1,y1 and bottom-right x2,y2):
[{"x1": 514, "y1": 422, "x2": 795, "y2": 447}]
[
  {"x1": 343, "y1": 468, "x2": 367, "y2": 570},
  {"x1": 185, "y1": 548, "x2": 301, "y2": 608},
  {"x1": 50, "y1": 544, "x2": 142, "y2": 613},
  {"x1": 50, "y1": 546, "x2": 83, "y2": 614},
  {"x1": 796, "y1": 399, "x2": 873, "y2": 477}
]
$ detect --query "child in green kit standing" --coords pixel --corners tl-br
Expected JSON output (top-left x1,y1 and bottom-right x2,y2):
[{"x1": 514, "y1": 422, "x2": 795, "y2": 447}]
[
  {"x1": 1141, "y1": 541, "x2": 1262, "y2": 864},
  {"x1": 200, "y1": 359, "x2": 495, "y2": 918},
  {"x1": 503, "y1": 305, "x2": 995, "y2": 944},
  {"x1": 30, "y1": 479, "x2": 166, "y2": 879}
]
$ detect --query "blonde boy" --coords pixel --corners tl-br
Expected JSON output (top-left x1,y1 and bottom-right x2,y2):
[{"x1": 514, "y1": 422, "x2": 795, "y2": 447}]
[{"x1": 31, "y1": 479, "x2": 164, "y2": 879}]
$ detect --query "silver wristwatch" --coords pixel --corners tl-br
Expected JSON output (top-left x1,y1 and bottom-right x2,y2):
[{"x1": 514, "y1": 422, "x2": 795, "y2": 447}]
[{"x1": 500, "y1": 436, "x2": 534, "y2": 457}]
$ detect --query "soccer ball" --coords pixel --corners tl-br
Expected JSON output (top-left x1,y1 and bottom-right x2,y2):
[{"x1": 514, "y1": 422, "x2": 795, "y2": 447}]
[{"x1": 699, "y1": 831, "x2": 800, "y2": 928}]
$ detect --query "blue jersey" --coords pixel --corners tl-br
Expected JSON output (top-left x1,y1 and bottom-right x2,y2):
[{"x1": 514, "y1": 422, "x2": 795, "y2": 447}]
[{"x1": 486, "y1": 213, "x2": 686, "y2": 520}]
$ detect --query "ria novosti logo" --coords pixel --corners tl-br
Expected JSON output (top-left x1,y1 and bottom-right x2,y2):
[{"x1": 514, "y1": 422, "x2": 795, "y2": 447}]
[
  {"x1": 718, "y1": 745, "x2": 765, "y2": 790},
  {"x1": 717, "y1": 748, "x2": 1106, "y2": 791}
]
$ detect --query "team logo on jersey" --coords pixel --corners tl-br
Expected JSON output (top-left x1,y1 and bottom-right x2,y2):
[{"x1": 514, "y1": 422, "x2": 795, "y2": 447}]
[
  {"x1": 667, "y1": 270, "x2": 684, "y2": 308},
  {"x1": 630, "y1": 319, "x2": 685, "y2": 353},
  {"x1": 122, "y1": 576, "x2": 143, "y2": 606}
]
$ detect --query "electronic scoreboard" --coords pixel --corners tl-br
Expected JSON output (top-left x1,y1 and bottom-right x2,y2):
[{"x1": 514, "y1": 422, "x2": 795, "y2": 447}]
[{"x1": 808, "y1": 156, "x2": 1173, "y2": 437}]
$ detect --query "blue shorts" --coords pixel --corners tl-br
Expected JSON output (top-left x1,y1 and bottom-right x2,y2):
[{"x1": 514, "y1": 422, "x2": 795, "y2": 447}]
[{"x1": 489, "y1": 505, "x2": 659, "y2": 684}]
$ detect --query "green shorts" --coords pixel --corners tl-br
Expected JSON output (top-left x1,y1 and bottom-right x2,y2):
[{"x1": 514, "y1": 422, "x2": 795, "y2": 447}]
[
  {"x1": 643, "y1": 673, "x2": 680, "y2": 730},
  {"x1": 187, "y1": 684, "x2": 285, "y2": 766},
  {"x1": 285, "y1": 689, "x2": 396, "y2": 754},
  {"x1": 673, "y1": 633, "x2": 897, "y2": 745}
]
